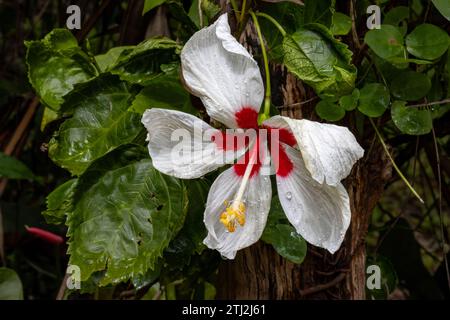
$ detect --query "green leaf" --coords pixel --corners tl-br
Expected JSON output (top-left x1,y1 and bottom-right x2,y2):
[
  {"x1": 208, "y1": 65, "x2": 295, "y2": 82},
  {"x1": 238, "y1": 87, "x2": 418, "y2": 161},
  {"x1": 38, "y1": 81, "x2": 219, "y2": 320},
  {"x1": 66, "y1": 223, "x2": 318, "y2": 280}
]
[
  {"x1": 388, "y1": 57, "x2": 434, "y2": 65},
  {"x1": 282, "y1": 24, "x2": 356, "y2": 97},
  {"x1": 164, "y1": 179, "x2": 209, "y2": 267},
  {"x1": 164, "y1": 1, "x2": 199, "y2": 41},
  {"x1": 40, "y1": 107, "x2": 59, "y2": 131},
  {"x1": 339, "y1": 88, "x2": 359, "y2": 111},
  {"x1": 411, "y1": 0, "x2": 424, "y2": 15},
  {"x1": 143, "y1": 0, "x2": 167, "y2": 15},
  {"x1": 357, "y1": 83, "x2": 390, "y2": 117},
  {"x1": 0, "y1": 268, "x2": 23, "y2": 300},
  {"x1": 364, "y1": 25, "x2": 404, "y2": 60},
  {"x1": 384, "y1": 6, "x2": 409, "y2": 25},
  {"x1": 259, "y1": 1, "x2": 304, "y2": 62},
  {"x1": 67, "y1": 159, "x2": 188, "y2": 286},
  {"x1": 48, "y1": 74, "x2": 141, "y2": 176},
  {"x1": 95, "y1": 46, "x2": 133, "y2": 72},
  {"x1": 0, "y1": 152, "x2": 35, "y2": 180},
  {"x1": 390, "y1": 70, "x2": 431, "y2": 101},
  {"x1": 188, "y1": 0, "x2": 220, "y2": 28},
  {"x1": 303, "y1": 0, "x2": 335, "y2": 27},
  {"x1": 108, "y1": 38, "x2": 180, "y2": 86},
  {"x1": 130, "y1": 64, "x2": 192, "y2": 114},
  {"x1": 383, "y1": 6, "x2": 409, "y2": 35},
  {"x1": 391, "y1": 100, "x2": 432, "y2": 135},
  {"x1": 262, "y1": 196, "x2": 307, "y2": 264},
  {"x1": 43, "y1": 178, "x2": 77, "y2": 225},
  {"x1": 315, "y1": 99, "x2": 345, "y2": 121},
  {"x1": 432, "y1": 0, "x2": 450, "y2": 21},
  {"x1": 406, "y1": 24, "x2": 450, "y2": 61},
  {"x1": 331, "y1": 12, "x2": 352, "y2": 36},
  {"x1": 25, "y1": 29, "x2": 97, "y2": 110}
]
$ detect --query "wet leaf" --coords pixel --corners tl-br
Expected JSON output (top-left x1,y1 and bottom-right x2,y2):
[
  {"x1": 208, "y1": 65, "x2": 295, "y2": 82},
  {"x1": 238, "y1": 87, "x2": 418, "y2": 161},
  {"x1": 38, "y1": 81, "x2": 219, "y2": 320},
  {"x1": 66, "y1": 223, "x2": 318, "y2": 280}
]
[
  {"x1": 0, "y1": 268, "x2": 23, "y2": 300},
  {"x1": 43, "y1": 178, "x2": 77, "y2": 225},
  {"x1": 390, "y1": 70, "x2": 431, "y2": 101},
  {"x1": 331, "y1": 12, "x2": 352, "y2": 36},
  {"x1": 357, "y1": 83, "x2": 390, "y2": 117},
  {"x1": 391, "y1": 100, "x2": 432, "y2": 135},
  {"x1": 0, "y1": 152, "x2": 35, "y2": 180},
  {"x1": 315, "y1": 99, "x2": 345, "y2": 121},
  {"x1": 364, "y1": 25, "x2": 404, "y2": 61},
  {"x1": 431, "y1": 0, "x2": 450, "y2": 21},
  {"x1": 406, "y1": 24, "x2": 450, "y2": 60}
]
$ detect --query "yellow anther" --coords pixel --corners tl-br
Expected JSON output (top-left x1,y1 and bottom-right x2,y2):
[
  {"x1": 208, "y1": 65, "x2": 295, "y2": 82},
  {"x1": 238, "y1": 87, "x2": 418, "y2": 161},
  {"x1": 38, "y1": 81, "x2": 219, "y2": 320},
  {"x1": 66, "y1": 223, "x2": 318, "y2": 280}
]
[{"x1": 219, "y1": 202, "x2": 246, "y2": 232}]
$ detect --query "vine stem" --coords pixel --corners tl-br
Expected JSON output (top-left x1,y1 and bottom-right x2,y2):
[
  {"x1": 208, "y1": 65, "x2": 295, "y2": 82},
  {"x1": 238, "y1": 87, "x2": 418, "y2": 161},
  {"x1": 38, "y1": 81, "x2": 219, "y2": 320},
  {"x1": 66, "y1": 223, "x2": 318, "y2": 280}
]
[
  {"x1": 240, "y1": 0, "x2": 247, "y2": 24},
  {"x1": 369, "y1": 118, "x2": 424, "y2": 204},
  {"x1": 407, "y1": 98, "x2": 450, "y2": 108},
  {"x1": 198, "y1": 0, "x2": 203, "y2": 28},
  {"x1": 229, "y1": 0, "x2": 239, "y2": 20},
  {"x1": 255, "y1": 12, "x2": 286, "y2": 37},
  {"x1": 249, "y1": 10, "x2": 271, "y2": 122}
]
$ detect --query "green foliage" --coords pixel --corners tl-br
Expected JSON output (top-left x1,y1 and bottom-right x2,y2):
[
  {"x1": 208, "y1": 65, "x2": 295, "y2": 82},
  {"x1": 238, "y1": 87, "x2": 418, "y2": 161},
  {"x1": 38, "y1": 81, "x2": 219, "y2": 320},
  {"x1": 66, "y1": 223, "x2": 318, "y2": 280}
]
[
  {"x1": 21, "y1": 0, "x2": 450, "y2": 299},
  {"x1": 364, "y1": 25, "x2": 404, "y2": 61},
  {"x1": 0, "y1": 268, "x2": 23, "y2": 300},
  {"x1": 130, "y1": 64, "x2": 193, "y2": 114},
  {"x1": 164, "y1": 179, "x2": 209, "y2": 267},
  {"x1": 331, "y1": 12, "x2": 352, "y2": 36},
  {"x1": 339, "y1": 88, "x2": 359, "y2": 111},
  {"x1": 315, "y1": 99, "x2": 345, "y2": 121},
  {"x1": 357, "y1": 83, "x2": 390, "y2": 117},
  {"x1": 0, "y1": 152, "x2": 35, "y2": 180},
  {"x1": 282, "y1": 24, "x2": 356, "y2": 98},
  {"x1": 259, "y1": 1, "x2": 304, "y2": 62},
  {"x1": 143, "y1": 0, "x2": 167, "y2": 15},
  {"x1": 188, "y1": 0, "x2": 221, "y2": 28},
  {"x1": 43, "y1": 179, "x2": 77, "y2": 224},
  {"x1": 303, "y1": 0, "x2": 335, "y2": 27},
  {"x1": 390, "y1": 70, "x2": 431, "y2": 101},
  {"x1": 405, "y1": 24, "x2": 450, "y2": 61},
  {"x1": 108, "y1": 38, "x2": 180, "y2": 85},
  {"x1": 67, "y1": 158, "x2": 188, "y2": 285},
  {"x1": 384, "y1": 6, "x2": 409, "y2": 35},
  {"x1": 95, "y1": 46, "x2": 133, "y2": 71},
  {"x1": 25, "y1": 29, "x2": 98, "y2": 110},
  {"x1": 262, "y1": 196, "x2": 307, "y2": 264},
  {"x1": 431, "y1": 0, "x2": 450, "y2": 21},
  {"x1": 48, "y1": 74, "x2": 142, "y2": 175},
  {"x1": 391, "y1": 101, "x2": 432, "y2": 135}
]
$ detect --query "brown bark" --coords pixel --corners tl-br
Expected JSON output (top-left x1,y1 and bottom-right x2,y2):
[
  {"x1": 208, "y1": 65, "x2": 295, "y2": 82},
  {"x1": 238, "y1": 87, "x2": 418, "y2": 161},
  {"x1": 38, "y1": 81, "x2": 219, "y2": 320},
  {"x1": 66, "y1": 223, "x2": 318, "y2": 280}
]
[{"x1": 217, "y1": 17, "x2": 392, "y2": 298}]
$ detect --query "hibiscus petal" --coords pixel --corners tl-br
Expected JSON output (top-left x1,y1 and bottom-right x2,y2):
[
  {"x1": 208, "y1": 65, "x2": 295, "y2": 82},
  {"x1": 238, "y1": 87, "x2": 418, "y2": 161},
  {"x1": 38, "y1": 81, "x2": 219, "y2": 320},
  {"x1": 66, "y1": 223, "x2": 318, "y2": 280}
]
[
  {"x1": 142, "y1": 108, "x2": 247, "y2": 179},
  {"x1": 181, "y1": 13, "x2": 264, "y2": 128},
  {"x1": 203, "y1": 167, "x2": 271, "y2": 259},
  {"x1": 264, "y1": 116, "x2": 364, "y2": 185},
  {"x1": 276, "y1": 144, "x2": 351, "y2": 254}
]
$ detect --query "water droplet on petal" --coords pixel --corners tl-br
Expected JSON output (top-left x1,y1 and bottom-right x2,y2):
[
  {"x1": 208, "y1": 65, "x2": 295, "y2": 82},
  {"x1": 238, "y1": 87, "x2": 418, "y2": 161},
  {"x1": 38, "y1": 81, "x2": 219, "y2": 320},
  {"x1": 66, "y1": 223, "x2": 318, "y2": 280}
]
[{"x1": 285, "y1": 191, "x2": 292, "y2": 200}]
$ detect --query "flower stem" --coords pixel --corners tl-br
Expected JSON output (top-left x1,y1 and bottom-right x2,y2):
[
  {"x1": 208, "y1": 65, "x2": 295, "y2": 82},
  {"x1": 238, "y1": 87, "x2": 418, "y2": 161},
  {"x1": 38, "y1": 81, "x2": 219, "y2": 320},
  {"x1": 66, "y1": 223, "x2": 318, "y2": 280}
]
[
  {"x1": 249, "y1": 10, "x2": 271, "y2": 123},
  {"x1": 369, "y1": 118, "x2": 424, "y2": 204},
  {"x1": 255, "y1": 12, "x2": 286, "y2": 37}
]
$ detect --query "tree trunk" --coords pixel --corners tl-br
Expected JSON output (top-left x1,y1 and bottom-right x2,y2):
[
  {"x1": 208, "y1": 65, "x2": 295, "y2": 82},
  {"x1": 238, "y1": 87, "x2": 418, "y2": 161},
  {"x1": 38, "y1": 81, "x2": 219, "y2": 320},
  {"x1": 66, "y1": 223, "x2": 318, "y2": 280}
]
[{"x1": 217, "y1": 18, "x2": 392, "y2": 299}]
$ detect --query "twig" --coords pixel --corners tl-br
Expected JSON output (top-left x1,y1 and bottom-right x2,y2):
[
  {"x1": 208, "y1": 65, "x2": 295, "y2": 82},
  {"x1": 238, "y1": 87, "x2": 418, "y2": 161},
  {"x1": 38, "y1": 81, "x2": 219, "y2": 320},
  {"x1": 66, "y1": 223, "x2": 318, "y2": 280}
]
[
  {"x1": 300, "y1": 272, "x2": 347, "y2": 297},
  {"x1": 276, "y1": 96, "x2": 319, "y2": 109},
  {"x1": 407, "y1": 98, "x2": 450, "y2": 108},
  {"x1": 56, "y1": 273, "x2": 69, "y2": 300},
  {"x1": 350, "y1": 0, "x2": 361, "y2": 50},
  {"x1": 369, "y1": 118, "x2": 424, "y2": 203}
]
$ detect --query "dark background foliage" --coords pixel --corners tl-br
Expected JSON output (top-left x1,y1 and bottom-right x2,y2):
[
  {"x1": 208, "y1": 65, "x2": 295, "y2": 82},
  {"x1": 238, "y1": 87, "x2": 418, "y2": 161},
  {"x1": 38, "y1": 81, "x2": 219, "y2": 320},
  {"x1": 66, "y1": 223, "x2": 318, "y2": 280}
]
[{"x1": 0, "y1": 0, "x2": 449, "y2": 300}]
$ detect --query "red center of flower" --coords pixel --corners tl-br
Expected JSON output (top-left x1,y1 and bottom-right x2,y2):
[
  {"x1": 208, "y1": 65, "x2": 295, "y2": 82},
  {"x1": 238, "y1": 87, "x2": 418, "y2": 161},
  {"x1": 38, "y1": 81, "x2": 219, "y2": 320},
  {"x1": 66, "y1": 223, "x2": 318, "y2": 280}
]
[{"x1": 212, "y1": 107, "x2": 296, "y2": 177}]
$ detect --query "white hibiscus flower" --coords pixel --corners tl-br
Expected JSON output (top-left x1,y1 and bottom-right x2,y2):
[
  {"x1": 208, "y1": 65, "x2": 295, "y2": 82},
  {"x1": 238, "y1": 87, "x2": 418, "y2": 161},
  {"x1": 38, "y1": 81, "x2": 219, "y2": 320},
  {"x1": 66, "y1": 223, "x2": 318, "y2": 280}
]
[{"x1": 142, "y1": 13, "x2": 364, "y2": 259}]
